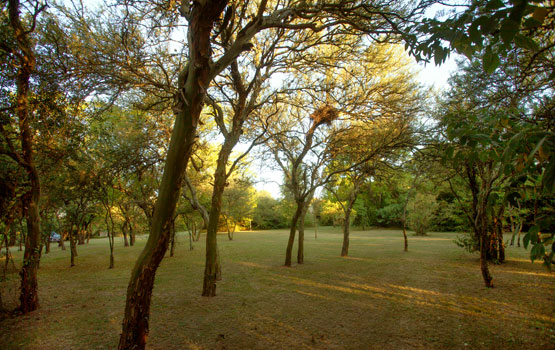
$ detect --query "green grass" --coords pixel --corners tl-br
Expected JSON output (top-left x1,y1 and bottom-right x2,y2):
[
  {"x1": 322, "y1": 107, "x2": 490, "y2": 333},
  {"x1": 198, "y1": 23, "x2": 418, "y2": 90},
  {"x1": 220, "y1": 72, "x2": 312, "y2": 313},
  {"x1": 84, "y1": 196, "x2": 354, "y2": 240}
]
[{"x1": 1, "y1": 227, "x2": 554, "y2": 349}]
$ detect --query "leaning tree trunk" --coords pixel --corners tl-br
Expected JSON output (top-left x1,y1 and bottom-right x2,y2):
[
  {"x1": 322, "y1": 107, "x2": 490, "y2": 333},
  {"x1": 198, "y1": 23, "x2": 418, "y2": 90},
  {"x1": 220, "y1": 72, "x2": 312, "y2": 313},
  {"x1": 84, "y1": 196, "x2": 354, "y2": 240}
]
[
  {"x1": 118, "y1": 2, "x2": 226, "y2": 348},
  {"x1": 285, "y1": 203, "x2": 304, "y2": 267}
]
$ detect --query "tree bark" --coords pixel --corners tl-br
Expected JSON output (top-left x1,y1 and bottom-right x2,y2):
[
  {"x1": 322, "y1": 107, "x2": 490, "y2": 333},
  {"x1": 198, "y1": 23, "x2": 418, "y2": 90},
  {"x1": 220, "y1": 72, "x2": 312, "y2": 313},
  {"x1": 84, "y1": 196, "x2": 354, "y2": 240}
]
[
  {"x1": 70, "y1": 229, "x2": 77, "y2": 267},
  {"x1": 480, "y1": 235, "x2": 494, "y2": 288},
  {"x1": 285, "y1": 203, "x2": 303, "y2": 267},
  {"x1": 118, "y1": 2, "x2": 227, "y2": 348},
  {"x1": 341, "y1": 208, "x2": 352, "y2": 257},
  {"x1": 202, "y1": 141, "x2": 234, "y2": 296},
  {"x1": 122, "y1": 222, "x2": 129, "y2": 247},
  {"x1": 297, "y1": 211, "x2": 305, "y2": 264},
  {"x1": 9, "y1": 0, "x2": 43, "y2": 314}
]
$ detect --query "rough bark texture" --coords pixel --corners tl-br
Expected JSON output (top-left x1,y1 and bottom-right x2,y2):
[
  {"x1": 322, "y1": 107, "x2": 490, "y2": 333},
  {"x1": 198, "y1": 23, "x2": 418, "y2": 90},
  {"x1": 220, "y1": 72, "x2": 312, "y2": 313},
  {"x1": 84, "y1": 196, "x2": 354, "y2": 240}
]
[
  {"x1": 9, "y1": 0, "x2": 42, "y2": 314},
  {"x1": 117, "y1": 2, "x2": 227, "y2": 348}
]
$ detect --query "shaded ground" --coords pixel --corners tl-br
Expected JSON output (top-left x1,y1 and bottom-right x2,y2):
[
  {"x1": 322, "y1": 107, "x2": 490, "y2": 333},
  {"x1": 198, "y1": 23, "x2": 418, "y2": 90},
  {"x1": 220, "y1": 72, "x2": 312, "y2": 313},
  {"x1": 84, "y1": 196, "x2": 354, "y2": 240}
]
[{"x1": 1, "y1": 227, "x2": 553, "y2": 349}]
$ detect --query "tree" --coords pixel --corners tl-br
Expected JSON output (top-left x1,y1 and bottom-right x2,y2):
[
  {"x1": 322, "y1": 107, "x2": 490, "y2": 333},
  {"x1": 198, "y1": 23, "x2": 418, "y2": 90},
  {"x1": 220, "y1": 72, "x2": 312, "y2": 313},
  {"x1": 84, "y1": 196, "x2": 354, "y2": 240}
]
[
  {"x1": 407, "y1": 192, "x2": 437, "y2": 236},
  {"x1": 113, "y1": 1, "x2": 434, "y2": 347},
  {"x1": 437, "y1": 46, "x2": 553, "y2": 285},
  {"x1": 269, "y1": 105, "x2": 339, "y2": 266},
  {"x1": 221, "y1": 178, "x2": 256, "y2": 239},
  {"x1": 0, "y1": 0, "x2": 47, "y2": 313}
]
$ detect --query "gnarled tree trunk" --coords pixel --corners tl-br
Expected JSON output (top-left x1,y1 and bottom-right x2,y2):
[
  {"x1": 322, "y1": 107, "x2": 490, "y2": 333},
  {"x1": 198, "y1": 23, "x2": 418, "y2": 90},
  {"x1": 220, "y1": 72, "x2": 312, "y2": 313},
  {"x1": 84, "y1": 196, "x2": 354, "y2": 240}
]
[
  {"x1": 8, "y1": 0, "x2": 43, "y2": 314},
  {"x1": 118, "y1": 2, "x2": 227, "y2": 348}
]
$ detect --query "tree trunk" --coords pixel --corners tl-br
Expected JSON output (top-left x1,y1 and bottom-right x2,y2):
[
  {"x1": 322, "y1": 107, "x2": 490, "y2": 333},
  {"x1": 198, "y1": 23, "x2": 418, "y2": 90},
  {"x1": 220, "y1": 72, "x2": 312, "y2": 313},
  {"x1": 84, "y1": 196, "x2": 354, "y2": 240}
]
[
  {"x1": 129, "y1": 222, "x2": 136, "y2": 246},
  {"x1": 123, "y1": 222, "x2": 129, "y2": 247},
  {"x1": 118, "y1": 2, "x2": 226, "y2": 347},
  {"x1": 60, "y1": 231, "x2": 66, "y2": 250},
  {"x1": 45, "y1": 238, "x2": 50, "y2": 254},
  {"x1": 297, "y1": 212, "x2": 305, "y2": 264},
  {"x1": 11, "y1": 0, "x2": 42, "y2": 312},
  {"x1": 225, "y1": 215, "x2": 235, "y2": 241},
  {"x1": 202, "y1": 141, "x2": 234, "y2": 296},
  {"x1": 341, "y1": 208, "x2": 352, "y2": 257},
  {"x1": 480, "y1": 235, "x2": 494, "y2": 288},
  {"x1": 402, "y1": 224, "x2": 408, "y2": 252},
  {"x1": 77, "y1": 230, "x2": 85, "y2": 245},
  {"x1": 70, "y1": 230, "x2": 77, "y2": 267},
  {"x1": 285, "y1": 203, "x2": 303, "y2": 267}
]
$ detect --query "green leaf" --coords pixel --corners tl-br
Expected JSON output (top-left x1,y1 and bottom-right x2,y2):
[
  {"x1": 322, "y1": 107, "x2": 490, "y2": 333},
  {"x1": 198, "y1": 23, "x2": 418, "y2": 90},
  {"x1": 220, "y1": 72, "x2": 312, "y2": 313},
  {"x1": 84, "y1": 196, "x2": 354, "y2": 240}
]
[
  {"x1": 523, "y1": 232, "x2": 531, "y2": 249},
  {"x1": 529, "y1": 226, "x2": 540, "y2": 245},
  {"x1": 526, "y1": 135, "x2": 547, "y2": 165},
  {"x1": 531, "y1": 243, "x2": 545, "y2": 262},
  {"x1": 500, "y1": 19, "x2": 519, "y2": 43},
  {"x1": 445, "y1": 146, "x2": 454, "y2": 159},
  {"x1": 486, "y1": 0, "x2": 504, "y2": 10},
  {"x1": 483, "y1": 47, "x2": 500, "y2": 74},
  {"x1": 542, "y1": 158, "x2": 555, "y2": 194},
  {"x1": 514, "y1": 34, "x2": 539, "y2": 51},
  {"x1": 480, "y1": 17, "x2": 498, "y2": 35}
]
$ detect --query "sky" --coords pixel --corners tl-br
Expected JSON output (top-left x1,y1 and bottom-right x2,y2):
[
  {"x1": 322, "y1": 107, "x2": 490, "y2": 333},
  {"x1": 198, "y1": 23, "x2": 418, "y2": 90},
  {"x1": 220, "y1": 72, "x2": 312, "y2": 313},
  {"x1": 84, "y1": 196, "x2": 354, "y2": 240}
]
[{"x1": 252, "y1": 55, "x2": 462, "y2": 199}]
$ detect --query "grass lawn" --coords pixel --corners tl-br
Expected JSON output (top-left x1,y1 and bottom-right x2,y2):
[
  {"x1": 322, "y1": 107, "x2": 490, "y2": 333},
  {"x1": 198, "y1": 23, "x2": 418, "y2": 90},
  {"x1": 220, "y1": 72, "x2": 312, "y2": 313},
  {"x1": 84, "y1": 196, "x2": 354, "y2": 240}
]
[{"x1": 1, "y1": 227, "x2": 553, "y2": 349}]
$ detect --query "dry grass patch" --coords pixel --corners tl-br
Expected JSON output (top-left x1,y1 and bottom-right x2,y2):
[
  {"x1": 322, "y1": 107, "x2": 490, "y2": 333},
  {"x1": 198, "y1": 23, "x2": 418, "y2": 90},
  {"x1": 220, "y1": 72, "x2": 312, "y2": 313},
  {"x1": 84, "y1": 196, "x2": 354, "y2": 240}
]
[{"x1": 1, "y1": 227, "x2": 553, "y2": 349}]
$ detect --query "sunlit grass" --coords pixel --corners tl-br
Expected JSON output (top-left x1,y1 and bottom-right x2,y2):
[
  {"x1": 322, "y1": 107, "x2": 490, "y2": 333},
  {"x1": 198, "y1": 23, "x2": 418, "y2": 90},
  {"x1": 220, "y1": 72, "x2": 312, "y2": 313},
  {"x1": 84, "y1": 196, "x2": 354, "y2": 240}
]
[{"x1": 1, "y1": 227, "x2": 553, "y2": 349}]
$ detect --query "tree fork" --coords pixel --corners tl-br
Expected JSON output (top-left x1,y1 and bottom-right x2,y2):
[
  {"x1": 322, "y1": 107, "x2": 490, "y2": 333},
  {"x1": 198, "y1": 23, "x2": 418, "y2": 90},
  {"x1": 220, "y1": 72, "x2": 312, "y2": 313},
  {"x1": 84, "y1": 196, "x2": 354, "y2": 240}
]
[{"x1": 285, "y1": 203, "x2": 303, "y2": 267}]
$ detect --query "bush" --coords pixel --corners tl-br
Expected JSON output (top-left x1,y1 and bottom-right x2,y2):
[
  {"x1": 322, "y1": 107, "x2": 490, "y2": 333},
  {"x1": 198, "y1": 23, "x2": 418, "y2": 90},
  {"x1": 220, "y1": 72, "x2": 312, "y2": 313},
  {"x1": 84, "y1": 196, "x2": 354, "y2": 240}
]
[{"x1": 407, "y1": 193, "x2": 437, "y2": 235}]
